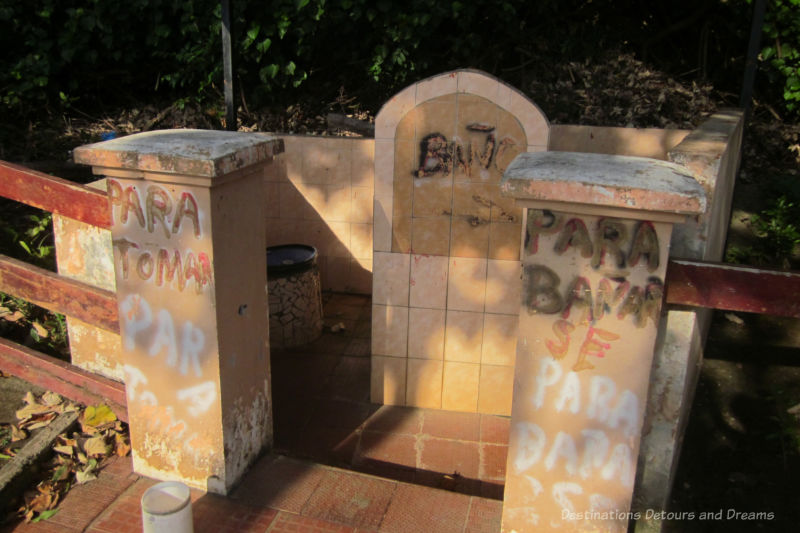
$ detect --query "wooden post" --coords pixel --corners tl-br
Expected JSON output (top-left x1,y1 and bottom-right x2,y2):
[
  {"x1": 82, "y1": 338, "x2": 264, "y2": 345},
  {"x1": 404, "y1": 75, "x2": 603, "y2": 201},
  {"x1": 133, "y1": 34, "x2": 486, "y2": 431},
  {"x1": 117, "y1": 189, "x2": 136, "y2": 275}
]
[
  {"x1": 499, "y1": 152, "x2": 706, "y2": 532},
  {"x1": 221, "y1": 0, "x2": 236, "y2": 131},
  {"x1": 74, "y1": 130, "x2": 283, "y2": 494}
]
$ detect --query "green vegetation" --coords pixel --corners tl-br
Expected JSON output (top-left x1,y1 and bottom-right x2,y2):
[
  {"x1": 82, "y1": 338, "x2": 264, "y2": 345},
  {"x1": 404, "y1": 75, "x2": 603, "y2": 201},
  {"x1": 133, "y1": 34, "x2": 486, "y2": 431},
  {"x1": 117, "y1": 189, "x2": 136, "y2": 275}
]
[
  {"x1": 761, "y1": 0, "x2": 800, "y2": 115},
  {"x1": 1, "y1": 0, "x2": 796, "y2": 120}
]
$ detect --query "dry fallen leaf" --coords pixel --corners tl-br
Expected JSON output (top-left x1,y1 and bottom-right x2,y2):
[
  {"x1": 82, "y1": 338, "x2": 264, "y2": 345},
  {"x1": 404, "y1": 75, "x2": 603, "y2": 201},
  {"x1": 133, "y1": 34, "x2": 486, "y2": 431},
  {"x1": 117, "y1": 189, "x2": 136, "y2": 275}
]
[
  {"x1": 53, "y1": 445, "x2": 73, "y2": 456},
  {"x1": 83, "y1": 435, "x2": 110, "y2": 457},
  {"x1": 31, "y1": 321, "x2": 49, "y2": 339},
  {"x1": 22, "y1": 412, "x2": 57, "y2": 430},
  {"x1": 82, "y1": 404, "x2": 117, "y2": 428},
  {"x1": 11, "y1": 425, "x2": 27, "y2": 442},
  {"x1": 2, "y1": 310, "x2": 25, "y2": 323},
  {"x1": 114, "y1": 432, "x2": 131, "y2": 457},
  {"x1": 75, "y1": 469, "x2": 97, "y2": 485},
  {"x1": 41, "y1": 391, "x2": 63, "y2": 407}
]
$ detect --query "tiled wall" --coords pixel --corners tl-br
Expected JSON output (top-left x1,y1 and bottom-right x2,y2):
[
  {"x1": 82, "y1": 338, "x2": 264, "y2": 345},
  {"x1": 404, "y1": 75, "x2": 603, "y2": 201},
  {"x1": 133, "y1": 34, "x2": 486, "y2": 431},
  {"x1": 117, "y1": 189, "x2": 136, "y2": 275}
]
[
  {"x1": 265, "y1": 135, "x2": 375, "y2": 294},
  {"x1": 370, "y1": 70, "x2": 549, "y2": 416}
]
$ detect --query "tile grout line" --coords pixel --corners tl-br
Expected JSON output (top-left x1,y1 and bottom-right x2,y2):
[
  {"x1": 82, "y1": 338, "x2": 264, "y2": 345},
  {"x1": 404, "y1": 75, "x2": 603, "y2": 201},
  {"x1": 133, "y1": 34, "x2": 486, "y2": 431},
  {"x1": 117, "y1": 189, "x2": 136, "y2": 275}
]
[{"x1": 83, "y1": 474, "x2": 143, "y2": 532}]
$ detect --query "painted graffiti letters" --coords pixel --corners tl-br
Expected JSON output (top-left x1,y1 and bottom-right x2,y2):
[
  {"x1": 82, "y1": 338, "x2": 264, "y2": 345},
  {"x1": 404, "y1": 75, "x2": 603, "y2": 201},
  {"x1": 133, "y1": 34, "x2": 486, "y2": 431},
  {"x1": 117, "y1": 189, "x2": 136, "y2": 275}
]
[
  {"x1": 120, "y1": 295, "x2": 207, "y2": 377},
  {"x1": 108, "y1": 180, "x2": 201, "y2": 238},
  {"x1": 413, "y1": 124, "x2": 522, "y2": 178},
  {"x1": 509, "y1": 209, "x2": 672, "y2": 530},
  {"x1": 109, "y1": 179, "x2": 211, "y2": 295},
  {"x1": 123, "y1": 365, "x2": 217, "y2": 460},
  {"x1": 523, "y1": 265, "x2": 663, "y2": 329},
  {"x1": 526, "y1": 210, "x2": 662, "y2": 274},
  {"x1": 112, "y1": 240, "x2": 212, "y2": 294}
]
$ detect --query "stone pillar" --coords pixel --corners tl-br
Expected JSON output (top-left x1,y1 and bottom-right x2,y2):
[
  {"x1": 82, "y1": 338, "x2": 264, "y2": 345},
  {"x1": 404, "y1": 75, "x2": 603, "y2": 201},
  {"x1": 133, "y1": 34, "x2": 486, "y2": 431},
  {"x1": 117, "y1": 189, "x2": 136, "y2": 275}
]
[
  {"x1": 499, "y1": 152, "x2": 705, "y2": 532},
  {"x1": 74, "y1": 130, "x2": 283, "y2": 494}
]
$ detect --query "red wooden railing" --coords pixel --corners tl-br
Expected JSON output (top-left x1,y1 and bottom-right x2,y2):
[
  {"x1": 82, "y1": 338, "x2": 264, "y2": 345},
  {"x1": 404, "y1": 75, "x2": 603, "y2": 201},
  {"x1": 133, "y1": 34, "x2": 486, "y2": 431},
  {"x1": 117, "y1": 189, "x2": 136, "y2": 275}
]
[
  {"x1": 0, "y1": 160, "x2": 126, "y2": 420},
  {"x1": 665, "y1": 259, "x2": 800, "y2": 318}
]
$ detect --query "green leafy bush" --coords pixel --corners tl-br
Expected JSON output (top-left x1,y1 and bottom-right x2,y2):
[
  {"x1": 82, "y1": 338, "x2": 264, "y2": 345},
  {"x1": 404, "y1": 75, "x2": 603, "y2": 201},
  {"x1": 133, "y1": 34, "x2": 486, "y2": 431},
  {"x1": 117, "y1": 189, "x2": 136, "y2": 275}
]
[{"x1": 761, "y1": 0, "x2": 800, "y2": 116}]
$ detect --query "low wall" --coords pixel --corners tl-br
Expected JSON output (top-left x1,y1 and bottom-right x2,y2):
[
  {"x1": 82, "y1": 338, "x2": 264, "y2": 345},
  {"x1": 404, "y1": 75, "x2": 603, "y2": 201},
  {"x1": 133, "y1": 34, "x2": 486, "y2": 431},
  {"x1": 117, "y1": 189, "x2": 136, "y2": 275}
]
[
  {"x1": 55, "y1": 117, "x2": 740, "y2": 402},
  {"x1": 264, "y1": 135, "x2": 374, "y2": 294}
]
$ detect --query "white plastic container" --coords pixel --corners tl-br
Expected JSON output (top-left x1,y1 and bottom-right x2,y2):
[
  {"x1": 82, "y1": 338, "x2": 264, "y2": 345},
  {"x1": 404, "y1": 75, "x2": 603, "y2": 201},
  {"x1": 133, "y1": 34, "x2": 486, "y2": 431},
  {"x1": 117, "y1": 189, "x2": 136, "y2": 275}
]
[{"x1": 141, "y1": 481, "x2": 194, "y2": 533}]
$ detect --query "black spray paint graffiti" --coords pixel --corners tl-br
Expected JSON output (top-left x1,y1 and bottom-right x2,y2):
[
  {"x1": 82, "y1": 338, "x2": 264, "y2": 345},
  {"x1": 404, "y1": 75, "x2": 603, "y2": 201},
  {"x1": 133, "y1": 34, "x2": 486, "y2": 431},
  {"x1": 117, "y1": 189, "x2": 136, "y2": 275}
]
[
  {"x1": 522, "y1": 264, "x2": 664, "y2": 329},
  {"x1": 414, "y1": 124, "x2": 519, "y2": 178},
  {"x1": 526, "y1": 210, "x2": 661, "y2": 273}
]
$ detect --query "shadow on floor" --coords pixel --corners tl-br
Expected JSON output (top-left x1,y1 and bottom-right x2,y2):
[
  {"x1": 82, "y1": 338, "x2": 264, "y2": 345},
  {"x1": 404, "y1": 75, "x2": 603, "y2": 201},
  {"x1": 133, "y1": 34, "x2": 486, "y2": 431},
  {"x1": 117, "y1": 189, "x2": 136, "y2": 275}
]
[{"x1": 270, "y1": 292, "x2": 509, "y2": 500}]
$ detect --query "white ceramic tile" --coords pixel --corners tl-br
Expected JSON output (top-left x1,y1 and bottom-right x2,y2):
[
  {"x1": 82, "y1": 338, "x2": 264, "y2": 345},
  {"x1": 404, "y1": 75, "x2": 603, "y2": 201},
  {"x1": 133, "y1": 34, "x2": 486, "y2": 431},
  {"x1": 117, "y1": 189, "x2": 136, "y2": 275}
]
[
  {"x1": 446, "y1": 257, "x2": 487, "y2": 312},
  {"x1": 407, "y1": 307, "x2": 446, "y2": 359},
  {"x1": 371, "y1": 355, "x2": 406, "y2": 405},
  {"x1": 416, "y1": 72, "x2": 458, "y2": 104},
  {"x1": 442, "y1": 361, "x2": 480, "y2": 412},
  {"x1": 485, "y1": 259, "x2": 522, "y2": 315},
  {"x1": 373, "y1": 252, "x2": 410, "y2": 306},
  {"x1": 481, "y1": 313, "x2": 518, "y2": 366},
  {"x1": 371, "y1": 304, "x2": 409, "y2": 357},
  {"x1": 444, "y1": 310, "x2": 484, "y2": 363},
  {"x1": 457, "y1": 71, "x2": 499, "y2": 101},
  {"x1": 373, "y1": 195, "x2": 393, "y2": 252},
  {"x1": 406, "y1": 358, "x2": 443, "y2": 408},
  {"x1": 375, "y1": 85, "x2": 417, "y2": 140},
  {"x1": 409, "y1": 254, "x2": 449, "y2": 309},
  {"x1": 374, "y1": 139, "x2": 395, "y2": 199}
]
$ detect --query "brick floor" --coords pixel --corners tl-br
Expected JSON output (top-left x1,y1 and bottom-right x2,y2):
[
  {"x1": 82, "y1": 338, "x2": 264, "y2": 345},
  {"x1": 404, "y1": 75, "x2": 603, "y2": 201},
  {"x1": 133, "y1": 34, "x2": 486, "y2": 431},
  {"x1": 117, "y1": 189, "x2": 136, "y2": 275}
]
[
  {"x1": 302, "y1": 470, "x2": 396, "y2": 530},
  {"x1": 422, "y1": 410, "x2": 481, "y2": 442},
  {"x1": 379, "y1": 484, "x2": 472, "y2": 533},
  {"x1": 231, "y1": 456, "x2": 327, "y2": 513}
]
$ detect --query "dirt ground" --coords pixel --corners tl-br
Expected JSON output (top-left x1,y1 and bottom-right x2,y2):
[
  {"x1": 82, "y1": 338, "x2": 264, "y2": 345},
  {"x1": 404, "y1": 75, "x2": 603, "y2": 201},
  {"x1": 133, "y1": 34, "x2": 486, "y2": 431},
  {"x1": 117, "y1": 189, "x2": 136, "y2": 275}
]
[{"x1": 666, "y1": 312, "x2": 800, "y2": 532}]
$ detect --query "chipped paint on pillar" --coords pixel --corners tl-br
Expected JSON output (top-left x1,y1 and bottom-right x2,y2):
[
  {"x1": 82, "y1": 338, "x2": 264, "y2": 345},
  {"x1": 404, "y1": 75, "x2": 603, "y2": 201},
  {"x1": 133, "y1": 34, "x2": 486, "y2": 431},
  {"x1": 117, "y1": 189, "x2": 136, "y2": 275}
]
[
  {"x1": 76, "y1": 130, "x2": 281, "y2": 494},
  {"x1": 223, "y1": 378, "x2": 272, "y2": 484}
]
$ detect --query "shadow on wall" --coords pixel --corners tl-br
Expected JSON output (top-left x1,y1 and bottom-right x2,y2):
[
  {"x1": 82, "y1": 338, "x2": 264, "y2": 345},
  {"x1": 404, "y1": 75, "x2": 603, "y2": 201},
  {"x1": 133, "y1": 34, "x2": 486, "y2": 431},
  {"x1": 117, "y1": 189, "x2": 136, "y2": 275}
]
[{"x1": 264, "y1": 135, "x2": 374, "y2": 294}]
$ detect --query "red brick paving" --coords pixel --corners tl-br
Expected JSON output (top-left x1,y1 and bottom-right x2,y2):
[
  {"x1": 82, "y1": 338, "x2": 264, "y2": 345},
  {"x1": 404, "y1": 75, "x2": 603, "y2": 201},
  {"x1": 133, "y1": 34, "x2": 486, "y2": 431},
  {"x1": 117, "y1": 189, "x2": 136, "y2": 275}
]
[
  {"x1": 361, "y1": 406, "x2": 423, "y2": 435},
  {"x1": 465, "y1": 497, "x2": 504, "y2": 533},
  {"x1": 231, "y1": 456, "x2": 326, "y2": 513},
  {"x1": 479, "y1": 415, "x2": 510, "y2": 444},
  {"x1": 302, "y1": 470, "x2": 396, "y2": 530},
  {"x1": 480, "y1": 444, "x2": 509, "y2": 481},
  {"x1": 356, "y1": 432, "x2": 418, "y2": 471},
  {"x1": 422, "y1": 410, "x2": 481, "y2": 441},
  {"x1": 419, "y1": 438, "x2": 480, "y2": 480},
  {"x1": 379, "y1": 484, "x2": 472, "y2": 533}
]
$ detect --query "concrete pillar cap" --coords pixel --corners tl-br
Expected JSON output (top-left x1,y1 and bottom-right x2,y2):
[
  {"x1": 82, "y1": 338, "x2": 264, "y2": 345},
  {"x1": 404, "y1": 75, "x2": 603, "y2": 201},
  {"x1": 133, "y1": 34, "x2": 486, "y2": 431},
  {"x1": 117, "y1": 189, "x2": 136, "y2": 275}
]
[
  {"x1": 501, "y1": 151, "x2": 706, "y2": 217},
  {"x1": 74, "y1": 129, "x2": 283, "y2": 179}
]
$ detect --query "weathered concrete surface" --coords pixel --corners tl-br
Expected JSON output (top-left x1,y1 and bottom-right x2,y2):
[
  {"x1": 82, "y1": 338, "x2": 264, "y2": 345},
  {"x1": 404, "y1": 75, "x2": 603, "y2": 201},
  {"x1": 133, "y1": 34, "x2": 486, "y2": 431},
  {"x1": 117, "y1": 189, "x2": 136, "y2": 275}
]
[
  {"x1": 74, "y1": 129, "x2": 284, "y2": 179},
  {"x1": 0, "y1": 410, "x2": 79, "y2": 515},
  {"x1": 632, "y1": 110, "x2": 744, "y2": 533},
  {"x1": 502, "y1": 151, "x2": 707, "y2": 216}
]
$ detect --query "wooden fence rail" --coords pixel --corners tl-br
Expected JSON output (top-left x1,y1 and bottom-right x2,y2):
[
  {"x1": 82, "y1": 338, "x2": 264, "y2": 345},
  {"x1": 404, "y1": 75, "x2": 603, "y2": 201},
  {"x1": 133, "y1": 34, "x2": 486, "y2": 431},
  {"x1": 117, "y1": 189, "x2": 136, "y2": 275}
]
[
  {"x1": 665, "y1": 259, "x2": 800, "y2": 319},
  {"x1": 0, "y1": 254, "x2": 119, "y2": 334},
  {"x1": 0, "y1": 160, "x2": 125, "y2": 419},
  {"x1": 0, "y1": 160, "x2": 111, "y2": 229}
]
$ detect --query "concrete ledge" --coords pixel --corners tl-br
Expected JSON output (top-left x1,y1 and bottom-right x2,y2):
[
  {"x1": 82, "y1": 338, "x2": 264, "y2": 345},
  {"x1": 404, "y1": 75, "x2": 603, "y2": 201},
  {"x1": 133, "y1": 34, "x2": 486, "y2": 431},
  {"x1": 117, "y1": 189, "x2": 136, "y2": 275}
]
[
  {"x1": 0, "y1": 410, "x2": 80, "y2": 515},
  {"x1": 501, "y1": 151, "x2": 707, "y2": 216},
  {"x1": 74, "y1": 129, "x2": 284, "y2": 178}
]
